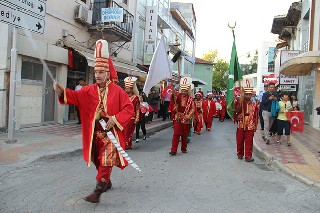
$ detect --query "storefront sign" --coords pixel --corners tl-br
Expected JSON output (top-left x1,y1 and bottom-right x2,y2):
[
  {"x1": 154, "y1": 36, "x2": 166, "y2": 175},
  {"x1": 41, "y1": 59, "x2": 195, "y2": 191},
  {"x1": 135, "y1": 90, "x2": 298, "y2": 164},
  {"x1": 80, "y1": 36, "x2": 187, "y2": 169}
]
[
  {"x1": 101, "y1": 7, "x2": 123, "y2": 22},
  {"x1": 280, "y1": 50, "x2": 300, "y2": 64},
  {"x1": 279, "y1": 74, "x2": 299, "y2": 84},
  {"x1": 262, "y1": 73, "x2": 278, "y2": 84},
  {"x1": 144, "y1": 6, "x2": 158, "y2": 65},
  {"x1": 279, "y1": 85, "x2": 296, "y2": 92}
]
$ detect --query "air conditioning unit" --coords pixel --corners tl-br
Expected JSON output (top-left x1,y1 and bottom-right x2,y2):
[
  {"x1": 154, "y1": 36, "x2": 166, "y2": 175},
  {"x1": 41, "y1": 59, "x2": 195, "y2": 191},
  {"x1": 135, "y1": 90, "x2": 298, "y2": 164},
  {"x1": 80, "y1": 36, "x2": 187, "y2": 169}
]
[{"x1": 74, "y1": 4, "x2": 93, "y2": 25}]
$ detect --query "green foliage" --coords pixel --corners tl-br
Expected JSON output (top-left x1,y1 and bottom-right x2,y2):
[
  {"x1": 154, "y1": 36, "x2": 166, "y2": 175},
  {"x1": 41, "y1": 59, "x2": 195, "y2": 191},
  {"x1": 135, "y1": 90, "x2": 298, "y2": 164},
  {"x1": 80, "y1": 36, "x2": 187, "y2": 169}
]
[{"x1": 201, "y1": 50, "x2": 229, "y2": 92}]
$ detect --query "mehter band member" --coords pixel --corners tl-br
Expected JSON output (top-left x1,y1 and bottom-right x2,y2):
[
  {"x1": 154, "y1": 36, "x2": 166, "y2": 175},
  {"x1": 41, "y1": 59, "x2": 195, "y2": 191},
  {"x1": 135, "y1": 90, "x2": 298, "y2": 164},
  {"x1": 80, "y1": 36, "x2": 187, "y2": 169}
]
[{"x1": 54, "y1": 39, "x2": 134, "y2": 203}]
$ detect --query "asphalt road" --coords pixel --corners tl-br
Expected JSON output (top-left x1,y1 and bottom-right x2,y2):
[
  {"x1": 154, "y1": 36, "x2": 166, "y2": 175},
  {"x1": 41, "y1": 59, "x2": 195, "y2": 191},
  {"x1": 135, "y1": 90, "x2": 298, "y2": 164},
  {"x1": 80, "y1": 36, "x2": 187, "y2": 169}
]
[{"x1": 1, "y1": 120, "x2": 319, "y2": 213}]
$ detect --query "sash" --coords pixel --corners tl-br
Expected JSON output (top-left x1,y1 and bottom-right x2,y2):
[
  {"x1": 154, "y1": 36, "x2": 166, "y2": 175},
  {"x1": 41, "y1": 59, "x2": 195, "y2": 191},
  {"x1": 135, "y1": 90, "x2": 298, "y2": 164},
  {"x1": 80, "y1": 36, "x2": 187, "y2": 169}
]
[{"x1": 183, "y1": 96, "x2": 193, "y2": 116}]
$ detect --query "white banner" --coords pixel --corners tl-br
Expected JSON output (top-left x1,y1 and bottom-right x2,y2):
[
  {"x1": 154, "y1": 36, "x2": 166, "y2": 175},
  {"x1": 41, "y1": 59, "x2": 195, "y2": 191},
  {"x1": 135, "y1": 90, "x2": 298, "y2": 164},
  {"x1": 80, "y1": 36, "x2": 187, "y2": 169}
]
[
  {"x1": 101, "y1": 8, "x2": 123, "y2": 22},
  {"x1": 144, "y1": 6, "x2": 158, "y2": 65}
]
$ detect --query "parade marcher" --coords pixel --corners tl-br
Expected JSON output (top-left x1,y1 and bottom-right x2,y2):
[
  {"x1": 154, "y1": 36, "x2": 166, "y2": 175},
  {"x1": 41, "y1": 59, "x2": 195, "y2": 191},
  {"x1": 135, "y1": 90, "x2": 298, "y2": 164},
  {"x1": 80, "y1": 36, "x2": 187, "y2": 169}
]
[
  {"x1": 218, "y1": 94, "x2": 227, "y2": 122},
  {"x1": 169, "y1": 77, "x2": 194, "y2": 155},
  {"x1": 194, "y1": 92, "x2": 204, "y2": 135},
  {"x1": 54, "y1": 39, "x2": 134, "y2": 203},
  {"x1": 203, "y1": 92, "x2": 216, "y2": 131},
  {"x1": 124, "y1": 77, "x2": 140, "y2": 150},
  {"x1": 235, "y1": 86, "x2": 258, "y2": 162}
]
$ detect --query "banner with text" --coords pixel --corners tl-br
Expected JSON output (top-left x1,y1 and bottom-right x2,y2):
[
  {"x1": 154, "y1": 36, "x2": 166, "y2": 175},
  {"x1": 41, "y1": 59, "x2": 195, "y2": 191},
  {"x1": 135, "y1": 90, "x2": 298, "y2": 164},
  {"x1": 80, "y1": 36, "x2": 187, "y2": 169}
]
[{"x1": 144, "y1": 6, "x2": 158, "y2": 65}]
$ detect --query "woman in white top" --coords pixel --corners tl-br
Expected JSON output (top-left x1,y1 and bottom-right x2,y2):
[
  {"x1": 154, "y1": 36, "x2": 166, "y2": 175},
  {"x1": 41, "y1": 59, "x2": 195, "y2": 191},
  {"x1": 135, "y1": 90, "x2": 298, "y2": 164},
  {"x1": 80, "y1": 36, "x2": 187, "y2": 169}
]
[{"x1": 291, "y1": 95, "x2": 299, "y2": 111}]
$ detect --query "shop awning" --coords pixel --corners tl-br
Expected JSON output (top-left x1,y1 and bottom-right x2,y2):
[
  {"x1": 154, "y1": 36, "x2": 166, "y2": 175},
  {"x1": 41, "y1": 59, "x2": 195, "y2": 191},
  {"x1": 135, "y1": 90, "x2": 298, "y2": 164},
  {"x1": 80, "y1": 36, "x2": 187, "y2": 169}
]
[
  {"x1": 280, "y1": 51, "x2": 320, "y2": 76},
  {"x1": 64, "y1": 42, "x2": 95, "y2": 67},
  {"x1": 75, "y1": 49, "x2": 95, "y2": 67},
  {"x1": 113, "y1": 60, "x2": 147, "y2": 77}
]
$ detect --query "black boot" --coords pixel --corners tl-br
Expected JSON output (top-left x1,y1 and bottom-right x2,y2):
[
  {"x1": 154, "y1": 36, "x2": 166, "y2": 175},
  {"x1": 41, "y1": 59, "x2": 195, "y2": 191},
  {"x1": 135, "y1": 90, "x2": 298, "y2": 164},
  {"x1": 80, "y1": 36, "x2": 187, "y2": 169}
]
[{"x1": 84, "y1": 181, "x2": 108, "y2": 203}]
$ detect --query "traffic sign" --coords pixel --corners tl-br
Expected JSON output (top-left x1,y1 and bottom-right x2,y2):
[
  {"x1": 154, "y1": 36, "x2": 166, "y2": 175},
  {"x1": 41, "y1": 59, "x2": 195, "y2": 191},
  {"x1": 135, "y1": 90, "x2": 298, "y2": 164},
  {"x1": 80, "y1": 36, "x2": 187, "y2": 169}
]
[
  {"x1": 0, "y1": 2, "x2": 45, "y2": 34},
  {"x1": 4, "y1": 0, "x2": 46, "y2": 17}
]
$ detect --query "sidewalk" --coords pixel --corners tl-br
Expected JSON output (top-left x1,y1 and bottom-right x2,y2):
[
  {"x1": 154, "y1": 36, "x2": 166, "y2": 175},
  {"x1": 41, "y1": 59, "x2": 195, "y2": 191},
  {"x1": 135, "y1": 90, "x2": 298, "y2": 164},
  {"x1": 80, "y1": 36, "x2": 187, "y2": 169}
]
[
  {"x1": 253, "y1": 125, "x2": 320, "y2": 189},
  {"x1": 0, "y1": 118, "x2": 172, "y2": 166}
]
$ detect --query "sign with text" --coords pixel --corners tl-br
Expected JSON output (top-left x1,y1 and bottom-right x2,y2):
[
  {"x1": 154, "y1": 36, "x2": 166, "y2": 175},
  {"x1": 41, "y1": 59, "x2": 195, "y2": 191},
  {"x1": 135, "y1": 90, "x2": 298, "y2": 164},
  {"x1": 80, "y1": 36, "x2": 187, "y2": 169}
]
[
  {"x1": 101, "y1": 7, "x2": 123, "y2": 22},
  {"x1": 279, "y1": 74, "x2": 299, "y2": 84},
  {"x1": 4, "y1": 0, "x2": 46, "y2": 17},
  {"x1": 0, "y1": 2, "x2": 45, "y2": 34},
  {"x1": 279, "y1": 85, "x2": 297, "y2": 92},
  {"x1": 144, "y1": 6, "x2": 158, "y2": 65}
]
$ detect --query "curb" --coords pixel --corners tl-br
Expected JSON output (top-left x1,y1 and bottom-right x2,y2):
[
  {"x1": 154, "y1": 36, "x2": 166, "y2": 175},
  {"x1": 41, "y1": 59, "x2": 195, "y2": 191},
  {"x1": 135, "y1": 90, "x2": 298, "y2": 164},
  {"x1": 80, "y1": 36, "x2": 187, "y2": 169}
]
[
  {"x1": 253, "y1": 139, "x2": 320, "y2": 189},
  {"x1": 31, "y1": 121, "x2": 173, "y2": 164}
]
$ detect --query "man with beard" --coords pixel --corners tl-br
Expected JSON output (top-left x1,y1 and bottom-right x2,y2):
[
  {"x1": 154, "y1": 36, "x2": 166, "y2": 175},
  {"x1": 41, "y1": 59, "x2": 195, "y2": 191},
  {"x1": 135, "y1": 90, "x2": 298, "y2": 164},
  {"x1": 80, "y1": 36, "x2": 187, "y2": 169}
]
[
  {"x1": 235, "y1": 87, "x2": 258, "y2": 162},
  {"x1": 54, "y1": 39, "x2": 134, "y2": 203},
  {"x1": 194, "y1": 92, "x2": 204, "y2": 135},
  {"x1": 169, "y1": 77, "x2": 194, "y2": 155},
  {"x1": 203, "y1": 92, "x2": 216, "y2": 131},
  {"x1": 124, "y1": 77, "x2": 140, "y2": 150}
]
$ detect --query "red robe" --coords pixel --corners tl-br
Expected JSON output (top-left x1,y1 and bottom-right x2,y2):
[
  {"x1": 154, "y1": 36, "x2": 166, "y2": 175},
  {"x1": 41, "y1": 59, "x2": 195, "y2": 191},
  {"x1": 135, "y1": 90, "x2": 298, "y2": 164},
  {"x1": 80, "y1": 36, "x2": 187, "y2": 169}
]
[
  {"x1": 218, "y1": 99, "x2": 227, "y2": 121},
  {"x1": 194, "y1": 99, "x2": 204, "y2": 134},
  {"x1": 125, "y1": 95, "x2": 140, "y2": 148},
  {"x1": 58, "y1": 81, "x2": 134, "y2": 167},
  {"x1": 203, "y1": 99, "x2": 216, "y2": 129}
]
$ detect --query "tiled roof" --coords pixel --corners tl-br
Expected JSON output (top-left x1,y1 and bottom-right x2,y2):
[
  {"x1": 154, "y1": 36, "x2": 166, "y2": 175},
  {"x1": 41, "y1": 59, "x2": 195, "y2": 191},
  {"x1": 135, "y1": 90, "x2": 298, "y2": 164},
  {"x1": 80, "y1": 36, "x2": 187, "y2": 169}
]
[{"x1": 195, "y1": 58, "x2": 213, "y2": 65}]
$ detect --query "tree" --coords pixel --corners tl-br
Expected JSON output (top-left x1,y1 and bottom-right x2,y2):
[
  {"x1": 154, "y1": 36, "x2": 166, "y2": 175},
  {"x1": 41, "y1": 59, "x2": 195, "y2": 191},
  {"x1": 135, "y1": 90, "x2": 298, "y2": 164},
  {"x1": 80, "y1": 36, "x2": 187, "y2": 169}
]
[{"x1": 201, "y1": 50, "x2": 229, "y2": 92}]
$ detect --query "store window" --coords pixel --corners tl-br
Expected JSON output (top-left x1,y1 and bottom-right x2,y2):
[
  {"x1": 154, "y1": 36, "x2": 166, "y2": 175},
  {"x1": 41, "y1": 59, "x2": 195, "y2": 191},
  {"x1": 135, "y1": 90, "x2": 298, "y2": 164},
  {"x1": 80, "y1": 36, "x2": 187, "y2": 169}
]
[{"x1": 21, "y1": 60, "x2": 43, "y2": 82}]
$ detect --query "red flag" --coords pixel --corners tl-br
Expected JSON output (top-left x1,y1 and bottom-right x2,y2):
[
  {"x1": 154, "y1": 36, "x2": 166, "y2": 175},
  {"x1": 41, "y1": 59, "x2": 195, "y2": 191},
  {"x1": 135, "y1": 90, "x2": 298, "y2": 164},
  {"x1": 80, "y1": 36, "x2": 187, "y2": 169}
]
[
  {"x1": 286, "y1": 111, "x2": 304, "y2": 133},
  {"x1": 68, "y1": 49, "x2": 74, "y2": 70},
  {"x1": 162, "y1": 85, "x2": 173, "y2": 100}
]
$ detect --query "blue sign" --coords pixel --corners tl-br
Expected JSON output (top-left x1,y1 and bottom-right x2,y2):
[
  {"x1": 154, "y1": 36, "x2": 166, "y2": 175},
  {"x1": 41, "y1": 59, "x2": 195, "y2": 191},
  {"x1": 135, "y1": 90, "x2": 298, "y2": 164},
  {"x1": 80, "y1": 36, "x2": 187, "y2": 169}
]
[{"x1": 101, "y1": 8, "x2": 123, "y2": 22}]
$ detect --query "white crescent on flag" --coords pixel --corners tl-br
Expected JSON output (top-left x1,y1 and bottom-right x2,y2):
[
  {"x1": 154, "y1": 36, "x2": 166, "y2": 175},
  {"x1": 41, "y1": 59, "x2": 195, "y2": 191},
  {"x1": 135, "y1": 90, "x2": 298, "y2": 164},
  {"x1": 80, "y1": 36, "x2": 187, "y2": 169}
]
[{"x1": 290, "y1": 116, "x2": 300, "y2": 127}]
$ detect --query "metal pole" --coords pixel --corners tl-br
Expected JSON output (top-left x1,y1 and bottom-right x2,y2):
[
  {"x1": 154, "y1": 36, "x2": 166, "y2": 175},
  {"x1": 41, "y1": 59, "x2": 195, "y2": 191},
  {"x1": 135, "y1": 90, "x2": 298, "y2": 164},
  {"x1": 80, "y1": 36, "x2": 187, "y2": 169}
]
[{"x1": 6, "y1": 27, "x2": 18, "y2": 143}]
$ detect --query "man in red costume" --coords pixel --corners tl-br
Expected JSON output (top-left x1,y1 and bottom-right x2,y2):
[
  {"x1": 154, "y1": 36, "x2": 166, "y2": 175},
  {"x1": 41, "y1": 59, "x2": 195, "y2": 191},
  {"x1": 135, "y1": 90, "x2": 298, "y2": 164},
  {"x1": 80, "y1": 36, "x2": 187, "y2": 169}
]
[
  {"x1": 169, "y1": 77, "x2": 194, "y2": 155},
  {"x1": 218, "y1": 94, "x2": 227, "y2": 122},
  {"x1": 203, "y1": 92, "x2": 216, "y2": 131},
  {"x1": 124, "y1": 77, "x2": 140, "y2": 150},
  {"x1": 54, "y1": 39, "x2": 134, "y2": 203},
  {"x1": 235, "y1": 87, "x2": 258, "y2": 162},
  {"x1": 194, "y1": 92, "x2": 204, "y2": 135}
]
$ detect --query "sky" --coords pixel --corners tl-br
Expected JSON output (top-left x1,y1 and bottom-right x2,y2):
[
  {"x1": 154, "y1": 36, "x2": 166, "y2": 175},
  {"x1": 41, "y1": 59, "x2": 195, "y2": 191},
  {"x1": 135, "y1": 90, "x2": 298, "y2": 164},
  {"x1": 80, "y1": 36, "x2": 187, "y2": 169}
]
[{"x1": 175, "y1": 0, "x2": 296, "y2": 60}]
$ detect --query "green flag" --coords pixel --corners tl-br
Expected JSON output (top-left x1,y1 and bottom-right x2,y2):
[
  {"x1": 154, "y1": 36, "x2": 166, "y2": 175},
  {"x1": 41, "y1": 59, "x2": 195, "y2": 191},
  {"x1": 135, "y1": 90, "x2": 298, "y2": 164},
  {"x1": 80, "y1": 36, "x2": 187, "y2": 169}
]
[{"x1": 226, "y1": 34, "x2": 242, "y2": 121}]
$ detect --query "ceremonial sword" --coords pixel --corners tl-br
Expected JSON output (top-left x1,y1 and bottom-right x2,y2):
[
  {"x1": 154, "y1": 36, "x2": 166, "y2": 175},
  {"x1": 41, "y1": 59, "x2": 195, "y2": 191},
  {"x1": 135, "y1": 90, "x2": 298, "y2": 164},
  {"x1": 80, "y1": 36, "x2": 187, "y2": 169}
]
[{"x1": 99, "y1": 119, "x2": 142, "y2": 172}]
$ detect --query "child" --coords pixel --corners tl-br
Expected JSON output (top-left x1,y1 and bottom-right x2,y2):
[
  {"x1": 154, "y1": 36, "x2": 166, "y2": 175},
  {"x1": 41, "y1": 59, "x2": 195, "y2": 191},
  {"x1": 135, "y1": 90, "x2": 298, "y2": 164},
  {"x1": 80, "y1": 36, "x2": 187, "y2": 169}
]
[
  {"x1": 277, "y1": 93, "x2": 293, "y2": 146},
  {"x1": 136, "y1": 95, "x2": 149, "y2": 143}
]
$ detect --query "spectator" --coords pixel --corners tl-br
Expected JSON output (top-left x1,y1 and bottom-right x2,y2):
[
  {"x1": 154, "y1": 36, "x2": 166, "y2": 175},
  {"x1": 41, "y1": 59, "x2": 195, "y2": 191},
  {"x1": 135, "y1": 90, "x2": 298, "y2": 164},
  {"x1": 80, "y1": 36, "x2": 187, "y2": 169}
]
[
  {"x1": 258, "y1": 84, "x2": 268, "y2": 130},
  {"x1": 261, "y1": 82, "x2": 278, "y2": 145},
  {"x1": 75, "y1": 78, "x2": 86, "y2": 124},
  {"x1": 277, "y1": 93, "x2": 293, "y2": 146},
  {"x1": 147, "y1": 89, "x2": 160, "y2": 122},
  {"x1": 136, "y1": 95, "x2": 148, "y2": 143},
  {"x1": 291, "y1": 95, "x2": 300, "y2": 111}
]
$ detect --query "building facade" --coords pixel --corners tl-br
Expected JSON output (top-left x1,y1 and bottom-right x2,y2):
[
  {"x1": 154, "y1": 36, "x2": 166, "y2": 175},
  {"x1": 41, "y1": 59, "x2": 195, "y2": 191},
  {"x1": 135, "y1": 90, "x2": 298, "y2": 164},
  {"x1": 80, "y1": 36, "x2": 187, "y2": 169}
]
[{"x1": 194, "y1": 58, "x2": 213, "y2": 94}]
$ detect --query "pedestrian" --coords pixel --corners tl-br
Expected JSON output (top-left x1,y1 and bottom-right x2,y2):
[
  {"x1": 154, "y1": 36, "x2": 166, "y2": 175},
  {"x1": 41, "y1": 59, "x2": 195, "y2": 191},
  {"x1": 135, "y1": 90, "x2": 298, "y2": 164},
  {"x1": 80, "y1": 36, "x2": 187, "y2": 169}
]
[
  {"x1": 124, "y1": 77, "x2": 140, "y2": 150},
  {"x1": 75, "y1": 78, "x2": 86, "y2": 124},
  {"x1": 161, "y1": 79, "x2": 174, "y2": 121},
  {"x1": 235, "y1": 86, "x2": 258, "y2": 162},
  {"x1": 147, "y1": 89, "x2": 160, "y2": 122},
  {"x1": 276, "y1": 93, "x2": 293, "y2": 146},
  {"x1": 169, "y1": 77, "x2": 194, "y2": 156},
  {"x1": 261, "y1": 82, "x2": 278, "y2": 145},
  {"x1": 291, "y1": 95, "x2": 300, "y2": 111},
  {"x1": 258, "y1": 84, "x2": 268, "y2": 130},
  {"x1": 136, "y1": 95, "x2": 148, "y2": 143},
  {"x1": 194, "y1": 92, "x2": 204, "y2": 135},
  {"x1": 203, "y1": 92, "x2": 216, "y2": 131},
  {"x1": 53, "y1": 39, "x2": 134, "y2": 203}
]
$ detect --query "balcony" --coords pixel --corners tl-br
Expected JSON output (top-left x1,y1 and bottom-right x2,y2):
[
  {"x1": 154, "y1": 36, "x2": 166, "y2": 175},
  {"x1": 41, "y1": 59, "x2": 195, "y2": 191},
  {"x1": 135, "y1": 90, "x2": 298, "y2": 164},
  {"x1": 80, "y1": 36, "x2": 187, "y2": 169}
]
[{"x1": 89, "y1": 0, "x2": 134, "y2": 42}]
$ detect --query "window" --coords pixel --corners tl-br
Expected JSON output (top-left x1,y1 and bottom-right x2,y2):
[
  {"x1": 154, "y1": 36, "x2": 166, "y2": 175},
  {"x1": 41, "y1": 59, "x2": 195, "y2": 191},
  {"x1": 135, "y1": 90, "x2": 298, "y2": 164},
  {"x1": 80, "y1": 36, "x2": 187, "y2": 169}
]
[
  {"x1": 81, "y1": 0, "x2": 86, "y2": 3},
  {"x1": 123, "y1": 0, "x2": 128, "y2": 5},
  {"x1": 21, "y1": 60, "x2": 43, "y2": 82}
]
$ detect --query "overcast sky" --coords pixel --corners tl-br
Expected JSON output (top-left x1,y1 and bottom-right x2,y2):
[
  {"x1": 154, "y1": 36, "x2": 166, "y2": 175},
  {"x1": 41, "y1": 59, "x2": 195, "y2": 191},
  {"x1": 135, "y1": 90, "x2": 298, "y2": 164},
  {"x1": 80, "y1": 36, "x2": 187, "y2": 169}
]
[{"x1": 175, "y1": 0, "x2": 296, "y2": 60}]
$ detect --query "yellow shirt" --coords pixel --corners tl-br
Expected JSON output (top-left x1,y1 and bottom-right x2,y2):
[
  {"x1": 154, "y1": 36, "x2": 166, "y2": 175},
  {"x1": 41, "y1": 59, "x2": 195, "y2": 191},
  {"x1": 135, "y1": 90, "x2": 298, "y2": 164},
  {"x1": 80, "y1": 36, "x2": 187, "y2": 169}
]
[{"x1": 277, "y1": 101, "x2": 292, "y2": 121}]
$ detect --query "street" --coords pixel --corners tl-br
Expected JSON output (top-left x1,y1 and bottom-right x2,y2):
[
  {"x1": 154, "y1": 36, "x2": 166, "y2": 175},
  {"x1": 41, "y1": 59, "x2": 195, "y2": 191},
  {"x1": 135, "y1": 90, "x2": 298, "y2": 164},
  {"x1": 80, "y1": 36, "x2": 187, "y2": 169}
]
[{"x1": 0, "y1": 120, "x2": 320, "y2": 213}]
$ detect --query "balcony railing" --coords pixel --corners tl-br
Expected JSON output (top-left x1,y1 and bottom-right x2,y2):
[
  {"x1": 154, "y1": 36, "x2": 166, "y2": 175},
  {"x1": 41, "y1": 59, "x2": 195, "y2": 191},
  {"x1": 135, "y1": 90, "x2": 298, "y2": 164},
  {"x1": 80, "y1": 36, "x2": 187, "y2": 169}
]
[{"x1": 90, "y1": 0, "x2": 134, "y2": 42}]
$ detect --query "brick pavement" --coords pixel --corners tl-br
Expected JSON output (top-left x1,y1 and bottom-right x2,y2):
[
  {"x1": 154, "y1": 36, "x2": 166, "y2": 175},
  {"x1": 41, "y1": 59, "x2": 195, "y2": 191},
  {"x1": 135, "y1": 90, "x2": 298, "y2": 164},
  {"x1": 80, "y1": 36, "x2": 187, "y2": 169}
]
[
  {"x1": 254, "y1": 125, "x2": 320, "y2": 186},
  {"x1": 0, "y1": 118, "x2": 171, "y2": 165}
]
